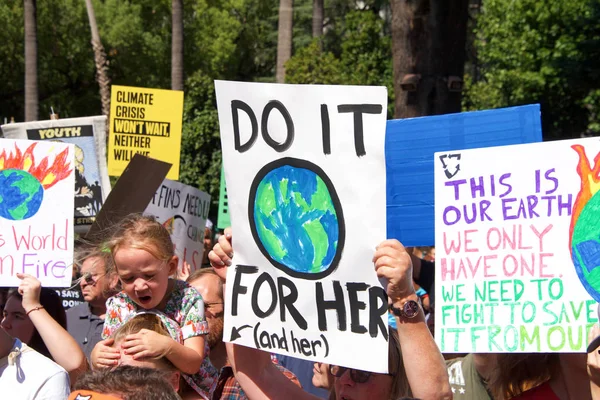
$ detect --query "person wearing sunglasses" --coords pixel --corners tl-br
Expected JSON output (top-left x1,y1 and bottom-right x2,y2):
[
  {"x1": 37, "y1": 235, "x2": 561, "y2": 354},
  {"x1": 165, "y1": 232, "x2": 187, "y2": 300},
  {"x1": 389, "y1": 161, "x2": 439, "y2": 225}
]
[
  {"x1": 67, "y1": 244, "x2": 119, "y2": 360},
  {"x1": 209, "y1": 229, "x2": 452, "y2": 400},
  {"x1": 328, "y1": 328, "x2": 410, "y2": 399}
]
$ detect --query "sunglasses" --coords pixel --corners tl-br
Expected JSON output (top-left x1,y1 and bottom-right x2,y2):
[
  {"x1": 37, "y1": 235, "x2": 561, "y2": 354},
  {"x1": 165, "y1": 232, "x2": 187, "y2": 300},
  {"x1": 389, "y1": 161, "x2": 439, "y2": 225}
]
[
  {"x1": 330, "y1": 365, "x2": 394, "y2": 384},
  {"x1": 80, "y1": 272, "x2": 105, "y2": 286}
]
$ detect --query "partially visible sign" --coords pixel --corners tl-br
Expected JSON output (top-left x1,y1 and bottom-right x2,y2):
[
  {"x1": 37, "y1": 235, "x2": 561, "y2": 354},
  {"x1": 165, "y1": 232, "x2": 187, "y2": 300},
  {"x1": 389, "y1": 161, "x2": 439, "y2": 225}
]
[
  {"x1": 55, "y1": 287, "x2": 84, "y2": 310},
  {"x1": 86, "y1": 155, "x2": 171, "y2": 242},
  {"x1": 217, "y1": 166, "x2": 230, "y2": 230},
  {"x1": 0, "y1": 139, "x2": 75, "y2": 287},
  {"x1": 1, "y1": 116, "x2": 110, "y2": 231},
  {"x1": 146, "y1": 179, "x2": 211, "y2": 271},
  {"x1": 386, "y1": 105, "x2": 542, "y2": 246},
  {"x1": 435, "y1": 138, "x2": 599, "y2": 353},
  {"x1": 108, "y1": 85, "x2": 183, "y2": 180}
]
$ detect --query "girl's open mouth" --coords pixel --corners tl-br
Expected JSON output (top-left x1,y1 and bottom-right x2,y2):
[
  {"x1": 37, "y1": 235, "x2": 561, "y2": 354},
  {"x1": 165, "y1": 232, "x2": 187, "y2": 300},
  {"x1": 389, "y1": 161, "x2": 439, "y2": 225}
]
[{"x1": 138, "y1": 295, "x2": 152, "y2": 304}]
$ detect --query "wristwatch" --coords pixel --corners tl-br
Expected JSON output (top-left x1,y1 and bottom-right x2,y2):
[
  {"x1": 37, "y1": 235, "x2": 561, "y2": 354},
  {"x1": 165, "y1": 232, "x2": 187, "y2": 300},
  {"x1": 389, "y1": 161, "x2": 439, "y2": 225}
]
[{"x1": 389, "y1": 298, "x2": 421, "y2": 319}]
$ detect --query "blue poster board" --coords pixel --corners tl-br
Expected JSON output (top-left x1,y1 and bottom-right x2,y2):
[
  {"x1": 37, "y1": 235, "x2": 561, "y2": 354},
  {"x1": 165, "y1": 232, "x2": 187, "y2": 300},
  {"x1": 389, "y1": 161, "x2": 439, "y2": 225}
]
[{"x1": 386, "y1": 104, "x2": 542, "y2": 246}]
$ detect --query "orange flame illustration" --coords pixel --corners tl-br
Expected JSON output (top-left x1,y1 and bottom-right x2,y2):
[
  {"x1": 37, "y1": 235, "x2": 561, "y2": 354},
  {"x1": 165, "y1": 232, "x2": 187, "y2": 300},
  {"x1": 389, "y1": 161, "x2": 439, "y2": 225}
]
[
  {"x1": 570, "y1": 144, "x2": 600, "y2": 242},
  {"x1": 0, "y1": 142, "x2": 72, "y2": 189}
]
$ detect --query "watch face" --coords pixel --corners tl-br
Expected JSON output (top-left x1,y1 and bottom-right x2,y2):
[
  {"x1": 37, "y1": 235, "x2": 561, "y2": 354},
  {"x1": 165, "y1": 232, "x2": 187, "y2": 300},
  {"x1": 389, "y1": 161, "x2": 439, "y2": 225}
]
[{"x1": 403, "y1": 300, "x2": 420, "y2": 318}]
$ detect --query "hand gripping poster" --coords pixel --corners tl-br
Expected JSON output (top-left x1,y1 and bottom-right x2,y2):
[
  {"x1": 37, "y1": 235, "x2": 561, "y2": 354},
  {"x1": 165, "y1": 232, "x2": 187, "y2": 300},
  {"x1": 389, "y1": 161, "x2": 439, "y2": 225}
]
[
  {"x1": 0, "y1": 138, "x2": 75, "y2": 287},
  {"x1": 435, "y1": 137, "x2": 600, "y2": 353},
  {"x1": 1, "y1": 116, "x2": 110, "y2": 231},
  {"x1": 216, "y1": 81, "x2": 389, "y2": 372}
]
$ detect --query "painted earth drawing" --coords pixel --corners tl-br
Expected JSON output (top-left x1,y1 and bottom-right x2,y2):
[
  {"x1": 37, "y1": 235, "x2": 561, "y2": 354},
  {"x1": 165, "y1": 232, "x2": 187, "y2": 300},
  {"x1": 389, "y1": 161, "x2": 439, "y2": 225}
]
[
  {"x1": 0, "y1": 142, "x2": 72, "y2": 221},
  {"x1": 249, "y1": 158, "x2": 345, "y2": 279},
  {"x1": 570, "y1": 144, "x2": 600, "y2": 302}
]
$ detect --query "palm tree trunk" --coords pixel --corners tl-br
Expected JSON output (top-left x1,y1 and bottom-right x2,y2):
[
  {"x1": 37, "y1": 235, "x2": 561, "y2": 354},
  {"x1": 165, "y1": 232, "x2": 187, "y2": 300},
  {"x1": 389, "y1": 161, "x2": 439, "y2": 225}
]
[
  {"x1": 276, "y1": 0, "x2": 293, "y2": 83},
  {"x1": 171, "y1": 0, "x2": 184, "y2": 91},
  {"x1": 85, "y1": 0, "x2": 111, "y2": 118},
  {"x1": 390, "y1": 0, "x2": 469, "y2": 118},
  {"x1": 312, "y1": 0, "x2": 323, "y2": 38},
  {"x1": 24, "y1": 0, "x2": 38, "y2": 121}
]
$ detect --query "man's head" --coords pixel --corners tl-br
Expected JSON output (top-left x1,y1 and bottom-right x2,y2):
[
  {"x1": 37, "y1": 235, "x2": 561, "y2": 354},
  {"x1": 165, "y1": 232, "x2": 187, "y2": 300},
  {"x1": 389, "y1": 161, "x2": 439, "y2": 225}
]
[
  {"x1": 71, "y1": 365, "x2": 179, "y2": 400},
  {"x1": 187, "y1": 269, "x2": 224, "y2": 349},
  {"x1": 78, "y1": 250, "x2": 119, "y2": 309}
]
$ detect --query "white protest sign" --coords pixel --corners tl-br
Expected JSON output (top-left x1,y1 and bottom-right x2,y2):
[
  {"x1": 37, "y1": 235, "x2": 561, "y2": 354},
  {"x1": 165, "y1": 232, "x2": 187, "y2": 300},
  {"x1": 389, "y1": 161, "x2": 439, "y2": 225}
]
[
  {"x1": 2, "y1": 116, "x2": 111, "y2": 231},
  {"x1": 216, "y1": 81, "x2": 389, "y2": 372},
  {"x1": 435, "y1": 138, "x2": 600, "y2": 353},
  {"x1": 145, "y1": 179, "x2": 211, "y2": 271},
  {"x1": 0, "y1": 138, "x2": 75, "y2": 287}
]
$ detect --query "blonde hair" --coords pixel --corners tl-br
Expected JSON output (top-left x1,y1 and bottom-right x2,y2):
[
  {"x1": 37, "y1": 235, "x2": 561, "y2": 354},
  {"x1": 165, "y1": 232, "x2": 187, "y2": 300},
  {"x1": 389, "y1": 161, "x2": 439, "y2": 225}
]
[
  {"x1": 112, "y1": 314, "x2": 177, "y2": 371},
  {"x1": 107, "y1": 214, "x2": 175, "y2": 265}
]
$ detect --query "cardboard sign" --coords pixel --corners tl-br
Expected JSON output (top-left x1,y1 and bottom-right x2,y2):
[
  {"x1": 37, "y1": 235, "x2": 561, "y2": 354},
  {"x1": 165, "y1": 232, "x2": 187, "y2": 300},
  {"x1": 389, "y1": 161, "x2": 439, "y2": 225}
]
[
  {"x1": 145, "y1": 179, "x2": 211, "y2": 271},
  {"x1": 0, "y1": 138, "x2": 75, "y2": 287},
  {"x1": 1, "y1": 116, "x2": 110, "y2": 230},
  {"x1": 217, "y1": 166, "x2": 230, "y2": 230},
  {"x1": 108, "y1": 85, "x2": 183, "y2": 180},
  {"x1": 216, "y1": 81, "x2": 389, "y2": 373},
  {"x1": 387, "y1": 104, "x2": 542, "y2": 247},
  {"x1": 435, "y1": 138, "x2": 600, "y2": 353},
  {"x1": 86, "y1": 155, "x2": 172, "y2": 242}
]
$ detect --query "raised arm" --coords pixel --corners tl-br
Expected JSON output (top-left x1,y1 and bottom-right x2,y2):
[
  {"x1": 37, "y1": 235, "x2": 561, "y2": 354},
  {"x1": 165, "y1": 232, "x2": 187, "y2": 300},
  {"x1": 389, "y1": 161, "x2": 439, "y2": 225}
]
[
  {"x1": 18, "y1": 273, "x2": 88, "y2": 385},
  {"x1": 374, "y1": 240, "x2": 452, "y2": 400}
]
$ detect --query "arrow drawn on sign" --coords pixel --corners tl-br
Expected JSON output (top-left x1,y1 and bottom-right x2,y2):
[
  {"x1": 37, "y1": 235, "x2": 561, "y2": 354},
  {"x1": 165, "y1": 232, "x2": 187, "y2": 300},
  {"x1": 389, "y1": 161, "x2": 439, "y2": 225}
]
[{"x1": 230, "y1": 324, "x2": 252, "y2": 341}]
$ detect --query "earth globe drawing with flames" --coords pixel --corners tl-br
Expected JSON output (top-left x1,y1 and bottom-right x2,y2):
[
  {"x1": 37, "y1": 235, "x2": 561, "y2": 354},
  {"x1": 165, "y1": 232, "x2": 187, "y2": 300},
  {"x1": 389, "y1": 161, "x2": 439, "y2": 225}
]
[
  {"x1": 570, "y1": 145, "x2": 600, "y2": 302},
  {"x1": 249, "y1": 158, "x2": 344, "y2": 279},
  {"x1": 0, "y1": 142, "x2": 72, "y2": 221}
]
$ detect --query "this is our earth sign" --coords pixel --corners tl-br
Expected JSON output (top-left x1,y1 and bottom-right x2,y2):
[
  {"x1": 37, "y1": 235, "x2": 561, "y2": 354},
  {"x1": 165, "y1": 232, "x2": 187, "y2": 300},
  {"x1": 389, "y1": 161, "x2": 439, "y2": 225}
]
[{"x1": 216, "y1": 81, "x2": 389, "y2": 373}]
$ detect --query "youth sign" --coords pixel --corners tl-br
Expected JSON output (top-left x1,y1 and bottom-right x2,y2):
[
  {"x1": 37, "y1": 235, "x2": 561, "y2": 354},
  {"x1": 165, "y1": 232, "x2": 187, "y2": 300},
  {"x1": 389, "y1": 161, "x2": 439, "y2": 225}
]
[
  {"x1": 145, "y1": 179, "x2": 211, "y2": 271},
  {"x1": 0, "y1": 138, "x2": 75, "y2": 287},
  {"x1": 108, "y1": 86, "x2": 183, "y2": 180},
  {"x1": 435, "y1": 138, "x2": 600, "y2": 353},
  {"x1": 216, "y1": 81, "x2": 388, "y2": 372}
]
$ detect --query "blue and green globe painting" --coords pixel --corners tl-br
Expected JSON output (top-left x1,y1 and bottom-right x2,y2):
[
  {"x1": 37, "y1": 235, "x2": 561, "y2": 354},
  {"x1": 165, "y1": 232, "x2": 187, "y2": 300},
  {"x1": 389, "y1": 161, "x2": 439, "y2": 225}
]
[
  {"x1": 250, "y1": 159, "x2": 344, "y2": 279},
  {"x1": 0, "y1": 169, "x2": 44, "y2": 221},
  {"x1": 572, "y1": 190, "x2": 600, "y2": 302}
]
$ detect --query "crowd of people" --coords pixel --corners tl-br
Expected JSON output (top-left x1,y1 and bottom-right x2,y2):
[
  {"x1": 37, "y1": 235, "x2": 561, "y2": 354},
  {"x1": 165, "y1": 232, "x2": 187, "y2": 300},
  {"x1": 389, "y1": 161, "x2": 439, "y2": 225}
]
[{"x1": 2, "y1": 214, "x2": 600, "y2": 399}]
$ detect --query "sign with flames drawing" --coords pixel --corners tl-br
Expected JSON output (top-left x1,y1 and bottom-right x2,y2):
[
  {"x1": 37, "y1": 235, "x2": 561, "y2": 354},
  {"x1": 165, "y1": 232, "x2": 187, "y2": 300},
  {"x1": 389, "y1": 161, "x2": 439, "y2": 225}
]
[
  {"x1": 435, "y1": 137, "x2": 600, "y2": 353},
  {"x1": 0, "y1": 139, "x2": 75, "y2": 287}
]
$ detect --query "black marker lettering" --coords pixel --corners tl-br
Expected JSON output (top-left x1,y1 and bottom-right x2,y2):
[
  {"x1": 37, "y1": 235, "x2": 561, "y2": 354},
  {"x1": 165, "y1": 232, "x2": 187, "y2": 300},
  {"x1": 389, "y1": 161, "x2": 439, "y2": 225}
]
[
  {"x1": 277, "y1": 277, "x2": 308, "y2": 329},
  {"x1": 252, "y1": 272, "x2": 277, "y2": 318},
  {"x1": 261, "y1": 100, "x2": 294, "y2": 152},
  {"x1": 231, "y1": 265, "x2": 258, "y2": 315},
  {"x1": 231, "y1": 100, "x2": 258, "y2": 152},
  {"x1": 321, "y1": 104, "x2": 331, "y2": 155},
  {"x1": 337, "y1": 104, "x2": 383, "y2": 157},
  {"x1": 368, "y1": 287, "x2": 389, "y2": 340},
  {"x1": 316, "y1": 281, "x2": 346, "y2": 331},
  {"x1": 347, "y1": 282, "x2": 369, "y2": 334}
]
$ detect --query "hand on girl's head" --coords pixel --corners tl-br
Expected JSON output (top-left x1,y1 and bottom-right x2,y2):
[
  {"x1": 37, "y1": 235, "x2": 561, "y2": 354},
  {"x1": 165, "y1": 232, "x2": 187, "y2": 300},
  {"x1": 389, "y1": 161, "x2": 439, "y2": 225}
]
[
  {"x1": 121, "y1": 328, "x2": 173, "y2": 360},
  {"x1": 92, "y1": 338, "x2": 121, "y2": 368},
  {"x1": 209, "y1": 227, "x2": 232, "y2": 281}
]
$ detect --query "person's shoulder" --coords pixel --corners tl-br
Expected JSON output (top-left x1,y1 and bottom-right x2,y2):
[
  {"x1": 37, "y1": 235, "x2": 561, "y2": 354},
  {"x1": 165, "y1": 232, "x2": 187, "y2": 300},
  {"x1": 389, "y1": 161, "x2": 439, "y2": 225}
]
[
  {"x1": 66, "y1": 301, "x2": 88, "y2": 316},
  {"x1": 22, "y1": 344, "x2": 68, "y2": 374}
]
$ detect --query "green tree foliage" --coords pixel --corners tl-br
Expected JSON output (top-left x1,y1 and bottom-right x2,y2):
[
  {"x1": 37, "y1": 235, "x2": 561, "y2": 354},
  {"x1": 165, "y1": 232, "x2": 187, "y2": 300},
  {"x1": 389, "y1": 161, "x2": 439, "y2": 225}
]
[
  {"x1": 464, "y1": 0, "x2": 599, "y2": 139},
  {"x1": 286, "y1": 9, "x2": 395, "y2": 117}
]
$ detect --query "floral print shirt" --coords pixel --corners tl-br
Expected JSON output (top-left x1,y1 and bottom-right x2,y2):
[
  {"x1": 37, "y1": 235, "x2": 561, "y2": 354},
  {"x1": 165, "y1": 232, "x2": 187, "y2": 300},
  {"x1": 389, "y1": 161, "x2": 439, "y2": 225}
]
[{"x1": 102, "y1": 279, "x2": 217, "y2": 399}]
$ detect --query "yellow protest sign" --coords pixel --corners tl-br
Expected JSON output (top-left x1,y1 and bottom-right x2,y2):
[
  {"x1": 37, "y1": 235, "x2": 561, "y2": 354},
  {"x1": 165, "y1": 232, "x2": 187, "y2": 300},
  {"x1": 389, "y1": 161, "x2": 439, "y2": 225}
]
[{"x1": 108, "y1": 85, "x2": 183, "y2": 180}]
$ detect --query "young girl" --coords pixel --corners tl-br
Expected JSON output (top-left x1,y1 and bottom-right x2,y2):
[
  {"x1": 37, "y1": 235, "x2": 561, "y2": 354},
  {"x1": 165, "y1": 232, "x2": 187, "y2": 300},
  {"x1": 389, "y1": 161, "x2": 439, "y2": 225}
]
[{"x1": 91, "y1": 214, "x2": 217, "y2": 399}]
